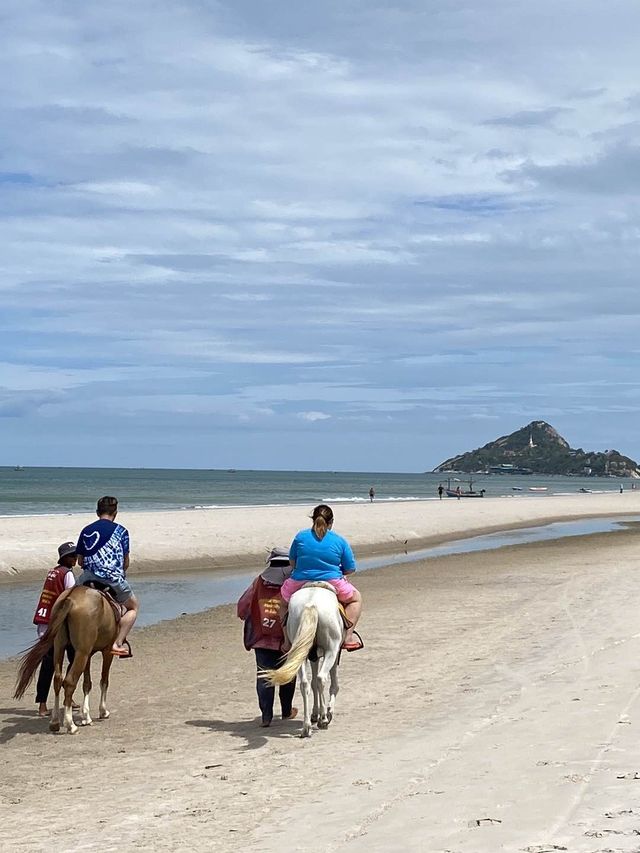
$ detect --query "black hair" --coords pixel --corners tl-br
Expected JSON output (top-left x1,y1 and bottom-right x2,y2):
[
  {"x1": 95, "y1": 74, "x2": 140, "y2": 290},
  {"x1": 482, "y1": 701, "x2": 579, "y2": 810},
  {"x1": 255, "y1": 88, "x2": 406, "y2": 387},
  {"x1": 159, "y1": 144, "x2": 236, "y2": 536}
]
[{"x1": 96, "y1": 496, "x2": 118, "y2": 516}]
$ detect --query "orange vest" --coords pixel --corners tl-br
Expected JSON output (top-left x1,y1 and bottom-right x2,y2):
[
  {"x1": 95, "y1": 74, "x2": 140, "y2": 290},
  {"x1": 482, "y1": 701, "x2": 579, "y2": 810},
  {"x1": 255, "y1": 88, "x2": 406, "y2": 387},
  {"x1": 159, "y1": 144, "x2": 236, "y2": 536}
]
[{"x1": 33, "y1": 566, "x2": 68, "y2": 625}]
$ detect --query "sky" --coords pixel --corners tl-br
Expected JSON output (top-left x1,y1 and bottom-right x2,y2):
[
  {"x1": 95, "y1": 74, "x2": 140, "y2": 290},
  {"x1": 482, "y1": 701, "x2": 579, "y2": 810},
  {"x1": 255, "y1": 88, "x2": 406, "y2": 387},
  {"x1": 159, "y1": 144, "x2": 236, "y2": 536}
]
[{"x1": 1, "y1": 0, "x2": 639, "y2": 471}]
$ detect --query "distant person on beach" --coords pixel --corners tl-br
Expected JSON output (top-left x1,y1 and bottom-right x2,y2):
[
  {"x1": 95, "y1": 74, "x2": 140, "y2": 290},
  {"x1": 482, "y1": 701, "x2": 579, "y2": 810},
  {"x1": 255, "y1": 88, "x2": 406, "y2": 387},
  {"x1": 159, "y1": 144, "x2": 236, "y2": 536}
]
[
  {"x1": 237, "y1": 547, "x2": 297, "y2": 727},
  {"x1": 281, "y1": 504, "x2": 363, "y2": 651},
  {"x1": 33, "y1": 542, "x2": 77, "y2": 716},
  {"x1": 369, "y1": 486, "x2": 375, "y2": 502},
  {"x1": 438, "y1": 484, "x2": 444, "y2": 500},
  {"x1": 76, "y1": 496, "x2": 138, "y2": 657},
  {"x1": 620, "y1": 484, "x2": 624, "y2": 493},
  {"x1": 456, "y1": 486, "x2": 461, "y2": 500}
]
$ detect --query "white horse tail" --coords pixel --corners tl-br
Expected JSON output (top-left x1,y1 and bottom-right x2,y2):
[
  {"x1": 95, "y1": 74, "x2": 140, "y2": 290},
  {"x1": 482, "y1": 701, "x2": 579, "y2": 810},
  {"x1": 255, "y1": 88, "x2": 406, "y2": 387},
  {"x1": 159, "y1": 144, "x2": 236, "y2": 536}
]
[{"x1": 262, "y1": 604, "x2": 318, "y2": 686}]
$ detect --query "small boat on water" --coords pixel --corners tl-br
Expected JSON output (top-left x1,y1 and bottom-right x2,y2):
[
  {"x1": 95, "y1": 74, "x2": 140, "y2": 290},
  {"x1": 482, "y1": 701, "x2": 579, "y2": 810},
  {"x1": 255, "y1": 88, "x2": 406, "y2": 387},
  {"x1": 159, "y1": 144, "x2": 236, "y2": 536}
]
[
  {"x1": 578, "y1": 487, "x2": 592, "y2": 493},
  {"x1": 446, "y1": 477, "x2": 486, "y2": 498},
  {"x1": 528, "y1": 486, "x2": 548, "y2": 492},
  {"x1": 512, "y1": 486, "x2": 523, "y2": 491}
]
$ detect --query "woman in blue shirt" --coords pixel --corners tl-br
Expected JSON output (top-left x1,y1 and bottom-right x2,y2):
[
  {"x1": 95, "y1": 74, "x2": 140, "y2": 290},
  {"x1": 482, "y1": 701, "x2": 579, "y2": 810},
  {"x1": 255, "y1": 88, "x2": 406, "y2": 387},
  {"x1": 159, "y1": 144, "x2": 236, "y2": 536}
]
[{"x1": 281, "y1": 504, "x2": 363, "y2": 651}]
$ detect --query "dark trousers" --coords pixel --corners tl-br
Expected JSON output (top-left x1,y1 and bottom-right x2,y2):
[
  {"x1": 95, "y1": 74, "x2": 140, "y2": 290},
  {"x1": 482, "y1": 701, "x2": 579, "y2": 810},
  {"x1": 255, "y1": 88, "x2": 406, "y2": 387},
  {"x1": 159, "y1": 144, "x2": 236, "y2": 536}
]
[
  {"x1": 254, "y1": 647, "x2": 296, "y2": 724},
  {"x1": 36, "y1": 644, "x2": 75, "y2": 704}
]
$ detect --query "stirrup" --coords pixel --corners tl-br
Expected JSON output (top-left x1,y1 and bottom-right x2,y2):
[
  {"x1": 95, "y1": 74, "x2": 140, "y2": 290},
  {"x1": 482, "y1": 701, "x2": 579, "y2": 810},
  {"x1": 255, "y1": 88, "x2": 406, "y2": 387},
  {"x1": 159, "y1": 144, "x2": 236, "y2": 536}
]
[
  {"x1": 342, "y1": 631, "x2": 364, "y2": 652},
  {"x1": 111, "y1": 640, "x2": 133, "y2": 658}
]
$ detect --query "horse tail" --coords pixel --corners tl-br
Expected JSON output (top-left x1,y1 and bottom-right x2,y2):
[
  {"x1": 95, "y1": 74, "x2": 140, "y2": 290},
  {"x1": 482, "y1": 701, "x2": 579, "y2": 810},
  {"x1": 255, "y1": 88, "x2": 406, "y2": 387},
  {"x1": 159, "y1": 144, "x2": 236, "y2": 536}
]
[
  {"x1": 13, "y1": 593, "x2": 74, "y2": 699},
  {"x1": 262, "y1": 604, "x2": 318, "y2": 686}
]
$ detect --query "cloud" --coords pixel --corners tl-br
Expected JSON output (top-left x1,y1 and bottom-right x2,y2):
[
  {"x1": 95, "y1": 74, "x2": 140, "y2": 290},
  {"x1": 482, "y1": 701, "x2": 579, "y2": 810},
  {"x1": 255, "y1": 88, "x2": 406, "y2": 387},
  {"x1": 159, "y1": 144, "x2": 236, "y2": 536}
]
[
  {"x1": 514, "y1": 143, "x2": 640, "y2": 194},
  {"x1": 484, "y1": 107, "x2": 571, "y2": 128},
  {"x1": 297, "y1": 411, "x2": 331, "y2": 422},
  {"x1": 1, "y1": 0, "x2": 640, "y2": 469}
]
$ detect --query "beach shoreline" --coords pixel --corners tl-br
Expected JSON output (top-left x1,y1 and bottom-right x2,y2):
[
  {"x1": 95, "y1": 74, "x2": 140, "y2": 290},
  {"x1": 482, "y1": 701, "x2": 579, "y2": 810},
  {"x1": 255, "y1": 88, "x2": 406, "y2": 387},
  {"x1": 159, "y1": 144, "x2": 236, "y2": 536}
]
[{"x1": 1, "y1": 492, "x2": 639, "y2": 585}]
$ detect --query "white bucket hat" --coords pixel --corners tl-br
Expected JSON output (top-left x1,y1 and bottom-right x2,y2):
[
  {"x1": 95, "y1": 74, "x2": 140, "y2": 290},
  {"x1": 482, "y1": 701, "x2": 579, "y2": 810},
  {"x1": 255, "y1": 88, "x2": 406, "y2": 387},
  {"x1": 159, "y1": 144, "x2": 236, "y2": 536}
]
[{"x1": 260, "y1": 546, "x2": 291, "y2": 586}]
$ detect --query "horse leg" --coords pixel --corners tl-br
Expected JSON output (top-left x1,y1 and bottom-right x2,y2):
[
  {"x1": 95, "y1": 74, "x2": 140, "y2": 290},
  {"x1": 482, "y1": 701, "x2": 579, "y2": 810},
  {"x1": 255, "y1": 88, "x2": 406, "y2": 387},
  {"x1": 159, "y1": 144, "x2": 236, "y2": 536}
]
[
  {"x1": 310, "y1": 659, "x2": 319, "y2": 724},
  {"x1": 49, "y1": 639, "x2": 65, "y2": 733},
  {"x1": 317, "y1": 648, "x2": 340, "y2": 730},
  {"x1": 80, "y1": 657, "x2": 93, "y2": 726},
  {"x1": 299, "y1": 660, "x2": 313, "y2": 738},
  {"x1": 99, "y1": 651, "x2": 113, "y2": 719},
  {"x1": 327, "y1": 663, "x2": 339, "y2": 723},
  {"x1": 62, "y1": 652, "x2": 88, "y2": 734}
]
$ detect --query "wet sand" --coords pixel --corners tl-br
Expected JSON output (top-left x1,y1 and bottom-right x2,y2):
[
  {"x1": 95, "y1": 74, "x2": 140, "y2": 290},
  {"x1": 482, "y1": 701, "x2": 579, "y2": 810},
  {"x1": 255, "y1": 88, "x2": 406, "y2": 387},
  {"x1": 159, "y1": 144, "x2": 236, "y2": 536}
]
[
  {"x1": 1, "y1": 490, "x2": 639, "y2": 583},
  {"x1": 2, "y1": 527, "x2": 640, "y2": 851}
]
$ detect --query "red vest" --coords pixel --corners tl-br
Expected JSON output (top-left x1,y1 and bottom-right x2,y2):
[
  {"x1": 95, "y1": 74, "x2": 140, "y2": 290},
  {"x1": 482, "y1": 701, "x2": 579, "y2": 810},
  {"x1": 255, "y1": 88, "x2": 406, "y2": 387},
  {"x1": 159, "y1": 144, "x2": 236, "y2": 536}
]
[
  {"x1": 33, "y1": 566, "x2": 68, "y2": 625},
  {"x1": 238, "y1": 577, "x2": 285, "y2": 651}
]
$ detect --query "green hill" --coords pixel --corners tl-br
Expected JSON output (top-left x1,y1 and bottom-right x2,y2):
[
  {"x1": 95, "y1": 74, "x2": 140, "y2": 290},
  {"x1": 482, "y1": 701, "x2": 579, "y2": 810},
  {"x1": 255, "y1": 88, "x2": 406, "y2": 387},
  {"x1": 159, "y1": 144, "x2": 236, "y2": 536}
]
[{"x1": 434, "y1": 421, "x2": 640, "y2": 477}]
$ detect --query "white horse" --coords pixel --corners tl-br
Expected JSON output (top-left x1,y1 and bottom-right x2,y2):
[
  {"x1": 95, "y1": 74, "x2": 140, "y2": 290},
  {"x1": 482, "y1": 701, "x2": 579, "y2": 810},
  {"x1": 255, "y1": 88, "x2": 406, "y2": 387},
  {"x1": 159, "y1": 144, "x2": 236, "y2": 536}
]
[{"x1": 261, "y1": 584, "x2": 344, "y2": 738}]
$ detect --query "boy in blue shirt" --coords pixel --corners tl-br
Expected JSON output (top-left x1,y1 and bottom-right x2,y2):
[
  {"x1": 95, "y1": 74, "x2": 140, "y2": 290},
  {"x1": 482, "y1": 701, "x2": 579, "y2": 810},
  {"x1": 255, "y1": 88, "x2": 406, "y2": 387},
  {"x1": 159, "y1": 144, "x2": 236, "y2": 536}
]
[{"x1": 76, "y1": 496, "x2": 138, "y2": 657}]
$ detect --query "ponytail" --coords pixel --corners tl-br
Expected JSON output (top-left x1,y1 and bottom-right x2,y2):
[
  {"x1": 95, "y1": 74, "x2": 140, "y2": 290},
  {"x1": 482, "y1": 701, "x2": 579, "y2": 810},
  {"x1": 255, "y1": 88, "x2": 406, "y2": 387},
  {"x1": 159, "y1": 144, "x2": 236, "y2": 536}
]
[{"x1": 311, "y1": 504, "x2": 333, "y2": 539}]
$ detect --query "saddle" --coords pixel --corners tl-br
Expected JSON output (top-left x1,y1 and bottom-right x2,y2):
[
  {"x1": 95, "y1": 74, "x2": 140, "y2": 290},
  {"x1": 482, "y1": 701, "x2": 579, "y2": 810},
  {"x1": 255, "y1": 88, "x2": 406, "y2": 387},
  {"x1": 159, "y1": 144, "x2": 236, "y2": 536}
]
[
  {"x1": 298, "y1": 581, "x2": 352, "y2": 630},
  {"x1": 82, "y1": 581, "x2": 125, "y2": 621}
]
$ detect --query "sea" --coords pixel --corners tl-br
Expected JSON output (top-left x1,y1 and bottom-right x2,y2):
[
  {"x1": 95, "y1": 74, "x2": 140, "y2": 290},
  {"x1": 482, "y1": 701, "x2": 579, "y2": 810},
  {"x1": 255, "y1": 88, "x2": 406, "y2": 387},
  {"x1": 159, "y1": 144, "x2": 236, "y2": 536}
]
[{"x1": 0, "y1": 466, "x2": 634, "y2": 517}]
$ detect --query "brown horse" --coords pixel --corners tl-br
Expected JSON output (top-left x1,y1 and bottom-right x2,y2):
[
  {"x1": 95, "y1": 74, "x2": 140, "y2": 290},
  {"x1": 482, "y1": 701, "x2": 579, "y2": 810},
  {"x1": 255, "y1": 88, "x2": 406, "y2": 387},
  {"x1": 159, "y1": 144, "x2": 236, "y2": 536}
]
[{"x1": 14, "y1": 586, "x2": 119, "y2": 734}]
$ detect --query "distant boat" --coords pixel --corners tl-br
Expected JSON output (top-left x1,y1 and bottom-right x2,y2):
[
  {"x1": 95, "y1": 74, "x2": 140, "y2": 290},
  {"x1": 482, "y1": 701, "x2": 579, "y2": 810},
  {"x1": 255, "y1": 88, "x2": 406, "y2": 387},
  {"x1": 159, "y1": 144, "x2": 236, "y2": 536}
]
[
  {"x1": 528, "y1": 486, "x2": 548, "y2": 492},
  {"x1": 578, "y1": 487, "x2": 592, "y2": 493},
  {"x1": 14, "y1": 465, "x2": 24, "y2": 471},
  {"x1": 446, "y1": 477, "x2": 486, "y2": 498},
  {"x1": 512, "y1": 486, "x2": 523, "y2": 491}
]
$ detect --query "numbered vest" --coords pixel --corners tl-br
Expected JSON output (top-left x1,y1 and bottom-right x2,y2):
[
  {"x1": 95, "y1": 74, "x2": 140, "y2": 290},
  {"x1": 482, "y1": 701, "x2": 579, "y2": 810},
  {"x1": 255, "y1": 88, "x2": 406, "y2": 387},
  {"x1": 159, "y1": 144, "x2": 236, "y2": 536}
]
[
  {"x1": 33, "y1": 566, "x2": 67, "y2": 625},
  {"x1": 250, "y1": 578, "x2": 284, "y2": 643}
]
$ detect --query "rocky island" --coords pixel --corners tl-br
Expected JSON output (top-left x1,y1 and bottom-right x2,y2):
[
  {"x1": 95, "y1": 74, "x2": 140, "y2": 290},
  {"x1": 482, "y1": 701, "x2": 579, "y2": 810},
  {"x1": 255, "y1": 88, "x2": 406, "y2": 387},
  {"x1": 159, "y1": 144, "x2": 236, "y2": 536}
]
[{"x1": 434, "y1": 421, "x2": 640, "y2": 477}]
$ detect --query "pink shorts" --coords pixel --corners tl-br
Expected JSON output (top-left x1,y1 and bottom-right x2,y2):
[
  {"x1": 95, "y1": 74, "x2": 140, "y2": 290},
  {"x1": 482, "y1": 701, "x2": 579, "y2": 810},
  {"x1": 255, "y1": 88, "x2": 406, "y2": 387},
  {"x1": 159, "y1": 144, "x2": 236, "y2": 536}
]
[{"x1": 281, "y1": 576, "x2": 357, "y2": 604}]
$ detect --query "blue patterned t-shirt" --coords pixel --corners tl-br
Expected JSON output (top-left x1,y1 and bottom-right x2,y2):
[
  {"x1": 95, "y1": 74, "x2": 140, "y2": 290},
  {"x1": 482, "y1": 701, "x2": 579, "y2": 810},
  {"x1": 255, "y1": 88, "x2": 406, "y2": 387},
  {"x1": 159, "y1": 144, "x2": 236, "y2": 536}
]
[{"x1": 76, "y1": 520, "x2": 130, "y2": 582}]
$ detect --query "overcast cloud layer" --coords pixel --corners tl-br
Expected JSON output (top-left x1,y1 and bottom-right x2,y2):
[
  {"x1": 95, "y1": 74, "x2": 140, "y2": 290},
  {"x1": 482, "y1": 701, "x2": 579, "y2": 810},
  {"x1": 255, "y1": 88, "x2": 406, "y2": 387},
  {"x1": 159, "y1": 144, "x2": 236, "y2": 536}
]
[{"x1": 1, "y1": 0, "x2": 639, "y2": 470}]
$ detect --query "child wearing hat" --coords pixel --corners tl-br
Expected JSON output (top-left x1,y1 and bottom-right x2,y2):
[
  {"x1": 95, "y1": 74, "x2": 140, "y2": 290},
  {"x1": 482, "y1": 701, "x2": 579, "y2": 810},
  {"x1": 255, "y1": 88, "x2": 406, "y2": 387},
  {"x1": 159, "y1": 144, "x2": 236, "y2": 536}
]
[{"x1": 32, "y1": 542, "x2": 77, "y2": 716}]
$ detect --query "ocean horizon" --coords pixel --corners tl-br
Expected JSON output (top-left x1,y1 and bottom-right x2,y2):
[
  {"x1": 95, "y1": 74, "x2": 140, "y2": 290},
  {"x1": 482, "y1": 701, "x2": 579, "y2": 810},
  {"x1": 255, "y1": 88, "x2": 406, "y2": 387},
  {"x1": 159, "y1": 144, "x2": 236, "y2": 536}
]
[{"x1": 0, "y1": 466, "x2": 633, "y2": 517}]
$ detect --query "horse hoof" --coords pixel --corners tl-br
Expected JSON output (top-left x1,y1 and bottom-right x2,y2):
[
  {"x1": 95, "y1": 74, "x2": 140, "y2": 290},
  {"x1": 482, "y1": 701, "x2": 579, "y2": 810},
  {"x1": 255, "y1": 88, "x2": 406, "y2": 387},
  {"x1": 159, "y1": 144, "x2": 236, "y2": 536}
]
[
  {"x1": 68, "y1": 726, "x2": 79, "y2": 735},
  {"x1": 317, "y1": 719, "x2": 329, "y2": 730},
  {"x1": 326, "y1": 711, "x2": 333, "y2": 723},
  {"x1": 99, "y1": 710, "x2": 110, "y2": 720},
  {"x1": 310, "y1": 713, "x2": 318, "y2": 724},
  {"x1": 49, "y1": 721, "x2": 60, "y2": 733},
  {"x1": 80, "y1": 719, "x2": 93, "y2": 726},
  {"x1": 300, "y1": 726, "x2": 312, "y2": 738}
]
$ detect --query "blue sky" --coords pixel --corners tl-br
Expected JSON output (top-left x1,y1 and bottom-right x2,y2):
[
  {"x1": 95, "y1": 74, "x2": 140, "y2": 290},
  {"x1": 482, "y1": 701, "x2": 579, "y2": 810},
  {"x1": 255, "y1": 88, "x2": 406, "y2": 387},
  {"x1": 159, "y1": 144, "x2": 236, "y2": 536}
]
[{"x1": 1, "y1": 0, "x2": 639, "y2": 471}]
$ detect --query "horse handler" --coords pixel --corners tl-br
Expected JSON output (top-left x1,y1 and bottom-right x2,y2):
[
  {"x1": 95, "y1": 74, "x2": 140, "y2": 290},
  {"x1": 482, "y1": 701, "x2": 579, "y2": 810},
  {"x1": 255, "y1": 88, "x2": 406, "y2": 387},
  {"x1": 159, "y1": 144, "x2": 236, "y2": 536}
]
[
  {"x1": 32, "y1": 541, "x2": 77, "y2": 716},
  {"x1": 237, "y1": 548, "x2": 298, "y2": 728}
]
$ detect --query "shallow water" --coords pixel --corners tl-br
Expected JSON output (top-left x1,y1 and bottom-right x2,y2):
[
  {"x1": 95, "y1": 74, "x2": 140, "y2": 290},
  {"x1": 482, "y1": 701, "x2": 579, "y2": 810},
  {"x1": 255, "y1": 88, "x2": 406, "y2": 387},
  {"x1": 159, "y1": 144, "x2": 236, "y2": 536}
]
[{"x1": 1, "y1": 516, "x2": 637, "y2": 660}]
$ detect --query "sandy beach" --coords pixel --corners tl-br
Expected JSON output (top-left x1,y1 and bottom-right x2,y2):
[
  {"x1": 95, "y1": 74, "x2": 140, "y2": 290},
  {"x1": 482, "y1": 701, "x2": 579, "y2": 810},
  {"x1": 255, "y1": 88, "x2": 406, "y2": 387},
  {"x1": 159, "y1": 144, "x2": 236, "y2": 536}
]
[
  {"x1": 2, "y1": 516, "x2": 640, "y2": 852},
  {"x1": 1, "y1": 491, "x2": 639, "y2": 582}
]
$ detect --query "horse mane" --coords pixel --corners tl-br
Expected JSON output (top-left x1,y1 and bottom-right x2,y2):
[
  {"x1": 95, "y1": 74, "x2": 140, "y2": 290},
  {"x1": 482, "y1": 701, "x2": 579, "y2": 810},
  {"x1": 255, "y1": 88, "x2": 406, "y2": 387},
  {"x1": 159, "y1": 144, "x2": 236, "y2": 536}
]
[{"x1": 14, "y1": 592, "x2": 74, "y2": 699}]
